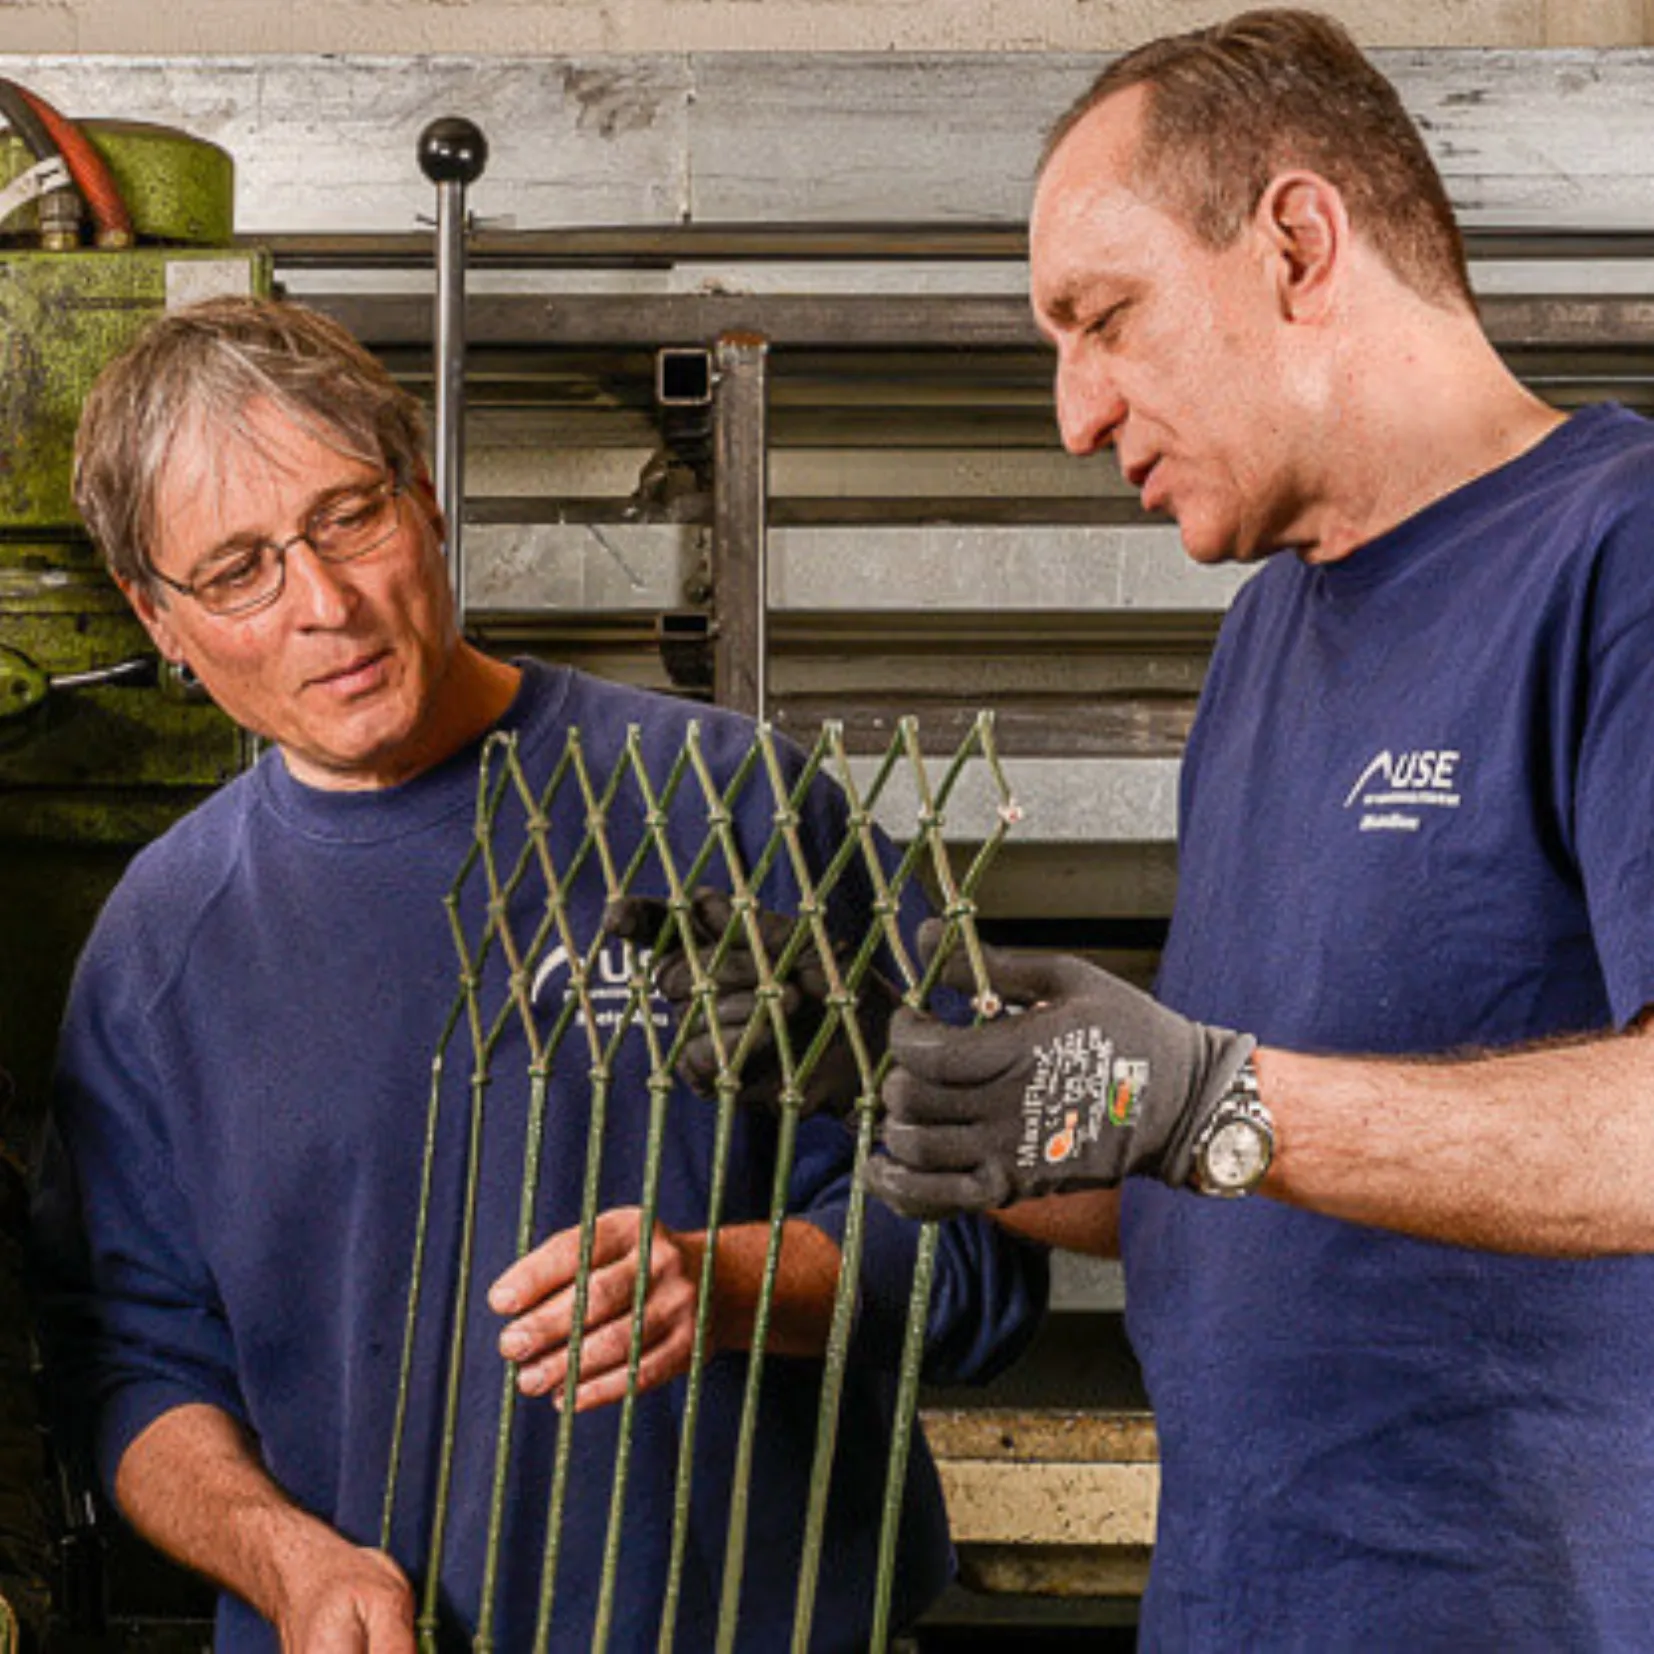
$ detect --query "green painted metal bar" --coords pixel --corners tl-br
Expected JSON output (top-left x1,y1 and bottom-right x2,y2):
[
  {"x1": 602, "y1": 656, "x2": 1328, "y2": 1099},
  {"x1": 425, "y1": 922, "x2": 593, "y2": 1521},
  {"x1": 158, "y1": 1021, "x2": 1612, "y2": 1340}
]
[
  {"x1": 530, "y1": 731, "x2": 702, "y2": 1652},
  {"x1": 868, "y1": 717, "x2": 1016, "y2": 1651},
  {"x1": 381, "y1": 749, "x2": 516, "y2": 1555},
  {"x1": 787, "y1": 723, "x2": 920, "y2": 1654},
  {"x1": 655, "y1": 725, "x2": 825, "y2": 1653},
  {"x1": 590, "y1": 726, "x2": 757, "y2": 1652},
  {"x1": 423, "y1": 736, "x2": 567, "y2": 1650},
  {"x1": 712, "y1": 727, "x2": 877, "y2": 1654}
]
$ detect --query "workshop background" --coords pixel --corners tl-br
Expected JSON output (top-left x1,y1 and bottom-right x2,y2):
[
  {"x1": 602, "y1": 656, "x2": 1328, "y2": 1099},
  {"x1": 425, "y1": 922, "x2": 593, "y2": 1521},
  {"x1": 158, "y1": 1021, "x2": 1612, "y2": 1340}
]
[
  {"x1": 3, "y1": 0, "x2": 1653, "y2": 1649},
  {"x1": 6, "y1": 0, "x2": 1654, "y2": 52}
]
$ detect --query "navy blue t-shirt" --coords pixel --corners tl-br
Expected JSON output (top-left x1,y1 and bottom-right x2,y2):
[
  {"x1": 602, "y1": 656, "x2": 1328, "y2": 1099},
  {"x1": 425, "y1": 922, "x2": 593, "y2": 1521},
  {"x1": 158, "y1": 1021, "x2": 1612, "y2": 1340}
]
[{"x1": 1128, "y1": 404, "x2": 1654, "y2": 1651}]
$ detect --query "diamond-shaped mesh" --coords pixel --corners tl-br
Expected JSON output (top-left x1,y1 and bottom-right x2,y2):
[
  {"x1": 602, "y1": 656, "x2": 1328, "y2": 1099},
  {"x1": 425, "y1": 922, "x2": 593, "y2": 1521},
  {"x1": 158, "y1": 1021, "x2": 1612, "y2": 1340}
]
[{"x1": 380, "y1": 713, "x2": 1019, "y2": 1653}]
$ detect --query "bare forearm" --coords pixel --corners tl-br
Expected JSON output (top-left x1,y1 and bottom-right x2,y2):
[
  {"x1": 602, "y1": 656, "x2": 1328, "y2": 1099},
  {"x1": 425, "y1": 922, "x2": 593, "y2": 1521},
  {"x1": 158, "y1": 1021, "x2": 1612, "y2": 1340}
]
[
  {"x1": 684, "y1": 1219, "x2": 842, "y2": 1357},
  {"x1": 1259, "y1": 1026, "x2": 1654, "y2": 1254},
  {"x1": 115, "y1": 1404, "x2": 413, "y2": 1645},
  {"x1": 992, "y1": 1190, "x2": 1121, "y2": 1256},
  {"x1": 116, "y1": 1404, "x2": 347, "y2": 1617}
]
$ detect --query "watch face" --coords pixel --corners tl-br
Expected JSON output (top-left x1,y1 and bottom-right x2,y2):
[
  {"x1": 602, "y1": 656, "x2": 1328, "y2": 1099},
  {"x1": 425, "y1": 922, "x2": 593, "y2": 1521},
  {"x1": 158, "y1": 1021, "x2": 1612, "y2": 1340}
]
[{"x1": 1204, "y1": 1118, "x2": 1270, "y2": 1191}]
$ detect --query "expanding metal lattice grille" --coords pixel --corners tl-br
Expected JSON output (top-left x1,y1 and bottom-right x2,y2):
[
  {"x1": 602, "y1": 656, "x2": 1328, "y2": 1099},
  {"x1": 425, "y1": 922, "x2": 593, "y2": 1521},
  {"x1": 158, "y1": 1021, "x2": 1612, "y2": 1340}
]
[{"x1": 380, "y1": 713, "x2": 1018, "y2": 1653}]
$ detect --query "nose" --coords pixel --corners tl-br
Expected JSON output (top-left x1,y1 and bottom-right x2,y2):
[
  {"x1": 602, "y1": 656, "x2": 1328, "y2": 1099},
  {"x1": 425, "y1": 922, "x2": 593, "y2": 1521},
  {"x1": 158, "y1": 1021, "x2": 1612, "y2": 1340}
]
[
  {"x1": 284, "y1": 538, "x2": 359, "y2": 626},
  {"x1": 1054, "y1": 347, "x2": 1126, "y2": 458}
]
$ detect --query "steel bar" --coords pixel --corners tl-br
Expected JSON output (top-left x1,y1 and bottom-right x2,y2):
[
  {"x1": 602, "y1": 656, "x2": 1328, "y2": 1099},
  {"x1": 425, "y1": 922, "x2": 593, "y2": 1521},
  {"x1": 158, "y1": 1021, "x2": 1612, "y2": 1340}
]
[
  {"x1": 418, "y1": 118, "x2": 489, "y2": 628},
  {"x1": 712, "y1": 334, "x2": 770, "y2": 720},
  {"x1": 308, "y1": 289, "x2": 1654, "y2": 353},
  {"x1": 434, "y1": 181, "x2": 468, "y2": 620},
  {"x1": 252, "y1": 224, "x2": 1654, "y2": 270}
]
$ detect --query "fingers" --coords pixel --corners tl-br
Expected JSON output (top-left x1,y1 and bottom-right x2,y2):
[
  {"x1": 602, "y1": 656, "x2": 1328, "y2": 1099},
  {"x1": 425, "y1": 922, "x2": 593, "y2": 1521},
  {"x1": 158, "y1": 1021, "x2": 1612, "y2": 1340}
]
[
  {"x1": 861, "y1": 1155, "x2": 1008, "y2": 1221},
  {"x1": 879, "y1": 1119, "x2": 993, "y2": 1172},
  {"x1": 357, "y1": 1553, "x2": 417, "y2": 1654},
  {"x1": 489, "y1": 1219, "x2": 605, "y2": 1317},
  {"x1": 601, "y1": 893, "x2": 675, "y2": 947},
  {"x1": 491, "y1": 1210, "x2": 700, "y2": 1411},
  {"x1": 282, "y1": 1546, "x2": 415, "y2": 1654},
  {"x1": 522, "y1": 1282, "x2": 697, "y2": 1411},
  {"x1": 885, "y1": 1006, "x2": 1040, "y2": 1091}
]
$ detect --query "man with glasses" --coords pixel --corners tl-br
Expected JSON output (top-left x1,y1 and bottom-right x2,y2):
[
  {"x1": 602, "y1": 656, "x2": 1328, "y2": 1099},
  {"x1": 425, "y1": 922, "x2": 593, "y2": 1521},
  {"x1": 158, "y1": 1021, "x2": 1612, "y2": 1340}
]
[{"x1": 30, "y1": 297, "x2": 1044, "y2": 1651}]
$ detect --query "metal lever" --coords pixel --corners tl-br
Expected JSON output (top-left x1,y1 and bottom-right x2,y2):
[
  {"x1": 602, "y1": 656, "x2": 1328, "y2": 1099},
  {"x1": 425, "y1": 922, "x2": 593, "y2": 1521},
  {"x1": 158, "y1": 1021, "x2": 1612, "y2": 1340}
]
[
  {"x1": 417, "y1": 116, "x2": 488, "y2": 634},
  {"x1": 0, "y1": 643, "x2": 158, "y2": 723}
]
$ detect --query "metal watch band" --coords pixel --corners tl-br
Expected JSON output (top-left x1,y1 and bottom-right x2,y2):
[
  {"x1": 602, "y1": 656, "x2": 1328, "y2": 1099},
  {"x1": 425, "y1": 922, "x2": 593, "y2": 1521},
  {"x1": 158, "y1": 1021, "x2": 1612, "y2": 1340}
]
[{"x1": 1190, "y1": 1054, "x2": 1275, "y2": 1198}]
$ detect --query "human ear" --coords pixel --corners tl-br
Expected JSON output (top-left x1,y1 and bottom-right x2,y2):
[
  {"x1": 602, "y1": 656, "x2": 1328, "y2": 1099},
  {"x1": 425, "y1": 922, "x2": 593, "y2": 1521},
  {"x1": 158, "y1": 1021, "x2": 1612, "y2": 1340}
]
[
  {"x1": 117, "y1": 575, "x2": 188, "y2": 666},
  {"x1": 410, "y1": 469, "x2": 448, "y2": 548},
  {"x1": 1257, "y1": 171, "x2": 1346, "y2": 321}
]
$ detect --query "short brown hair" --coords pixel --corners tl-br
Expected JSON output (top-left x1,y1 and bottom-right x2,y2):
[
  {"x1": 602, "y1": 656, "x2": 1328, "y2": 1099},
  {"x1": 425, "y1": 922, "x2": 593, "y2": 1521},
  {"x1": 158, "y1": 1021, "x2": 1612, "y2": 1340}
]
[
  {"x1": 74, "y1": 296, "x2": 427, "y2": 594},
  {"x1": 1044, "y1": 8, "x2": 1472, "y2": 311}
]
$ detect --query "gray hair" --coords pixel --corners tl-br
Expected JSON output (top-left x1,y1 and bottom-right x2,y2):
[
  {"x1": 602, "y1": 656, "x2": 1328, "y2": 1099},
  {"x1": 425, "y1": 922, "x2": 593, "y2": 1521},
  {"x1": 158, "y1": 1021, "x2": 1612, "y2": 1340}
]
[{"x1": 73, "y1": 295, "x2": 427, "y2": 594}]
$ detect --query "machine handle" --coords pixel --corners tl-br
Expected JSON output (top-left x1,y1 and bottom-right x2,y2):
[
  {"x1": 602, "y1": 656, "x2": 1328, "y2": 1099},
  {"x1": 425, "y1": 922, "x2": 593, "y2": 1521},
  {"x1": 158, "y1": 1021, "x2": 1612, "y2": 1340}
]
[
  {"x1": 417, "y1": 116, "x2": 488, "y2": 633},
  {"x1": 0, "y1": 644, "x2": 160, "y2": 724}
]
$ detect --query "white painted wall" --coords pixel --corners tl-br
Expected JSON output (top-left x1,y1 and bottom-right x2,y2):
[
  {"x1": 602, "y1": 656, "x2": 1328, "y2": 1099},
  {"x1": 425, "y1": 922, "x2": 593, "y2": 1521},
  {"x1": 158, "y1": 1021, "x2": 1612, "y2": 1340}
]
[{"x1": 3, "y1": 0, "x2": 1653, "y2": 57}]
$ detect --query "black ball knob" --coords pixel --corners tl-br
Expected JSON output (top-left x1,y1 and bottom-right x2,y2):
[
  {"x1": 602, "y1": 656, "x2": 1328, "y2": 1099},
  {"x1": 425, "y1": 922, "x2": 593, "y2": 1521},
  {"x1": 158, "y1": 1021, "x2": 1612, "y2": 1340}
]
[{"x1": 418, "y1": 117, "x2": 489, "y2": 186}]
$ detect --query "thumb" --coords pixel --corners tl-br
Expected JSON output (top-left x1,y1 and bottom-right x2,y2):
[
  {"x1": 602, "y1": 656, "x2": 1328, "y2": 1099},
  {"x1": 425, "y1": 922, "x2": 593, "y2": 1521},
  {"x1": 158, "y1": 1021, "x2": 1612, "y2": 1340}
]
[
  {"x1": 602, "y1": 894, "x2": 675, "y2": 947},
  {"x1": 917, "y1": 918, "x2": 1072, "y2": 1008},
  {"x1": 687, "y1": 886, "x2": 737, "y2": 949}
]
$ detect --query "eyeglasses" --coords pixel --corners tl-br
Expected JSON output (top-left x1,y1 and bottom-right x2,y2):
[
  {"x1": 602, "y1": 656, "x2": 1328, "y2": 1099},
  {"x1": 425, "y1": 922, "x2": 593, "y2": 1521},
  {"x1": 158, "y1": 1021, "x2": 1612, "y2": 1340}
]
[{"x1": 149, "y1": 474, "x2": 408, "y2": 618}]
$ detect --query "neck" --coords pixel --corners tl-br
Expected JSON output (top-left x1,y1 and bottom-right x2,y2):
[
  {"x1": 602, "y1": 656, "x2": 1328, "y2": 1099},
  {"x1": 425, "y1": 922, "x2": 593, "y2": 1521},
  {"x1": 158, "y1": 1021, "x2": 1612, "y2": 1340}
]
[
  {"x1": 1287, "y1": 305, "x2": 1565, "y2": 565},
  {"x1": 417, "y1": 642, "x2": 523, "y2": 762}
]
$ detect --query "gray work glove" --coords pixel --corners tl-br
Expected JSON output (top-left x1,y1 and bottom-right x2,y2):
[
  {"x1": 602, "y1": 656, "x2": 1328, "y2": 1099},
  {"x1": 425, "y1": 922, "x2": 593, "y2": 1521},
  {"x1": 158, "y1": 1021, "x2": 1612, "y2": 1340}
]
[
  {"x1": 864, "y1": 920, "x2": 1255, "y2": 1220},
  {"x1": 603, "y1": 887, "x2": 900, "y2": 1118}
]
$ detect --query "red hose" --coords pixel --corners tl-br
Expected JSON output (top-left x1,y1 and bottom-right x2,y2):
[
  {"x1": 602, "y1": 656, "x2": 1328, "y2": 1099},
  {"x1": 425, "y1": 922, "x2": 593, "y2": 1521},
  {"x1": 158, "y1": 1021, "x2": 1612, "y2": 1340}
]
[{"x1": 17, "y1": 84, "x2": 133, "y2": 248}]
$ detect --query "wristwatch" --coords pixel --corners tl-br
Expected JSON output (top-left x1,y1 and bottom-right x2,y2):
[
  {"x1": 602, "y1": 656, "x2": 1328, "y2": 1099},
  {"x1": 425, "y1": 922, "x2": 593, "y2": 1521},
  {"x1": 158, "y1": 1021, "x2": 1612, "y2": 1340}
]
[{"x1": 1190, "y1": 1055, "x2": 1274, "y2": 1197}]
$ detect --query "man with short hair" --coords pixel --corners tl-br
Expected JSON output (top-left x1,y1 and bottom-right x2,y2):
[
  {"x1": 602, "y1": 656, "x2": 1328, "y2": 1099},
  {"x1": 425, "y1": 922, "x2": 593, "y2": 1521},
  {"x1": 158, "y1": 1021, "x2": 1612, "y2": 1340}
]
[
  {"x1": 31, "y1": 296, "x2": 1044, "y2": 1650},
  {"x1": 869, "y1": 11, "x2": 1654, "y2": 1648}
]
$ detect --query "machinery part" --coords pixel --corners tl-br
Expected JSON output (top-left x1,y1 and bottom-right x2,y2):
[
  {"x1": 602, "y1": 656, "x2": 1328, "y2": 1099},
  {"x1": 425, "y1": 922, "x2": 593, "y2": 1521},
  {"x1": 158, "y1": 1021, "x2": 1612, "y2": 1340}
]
[
  {"x1": 12, "y1": 85, "x2": 134, "y2": 251},
  {"x1": 0, "y1": 646, "x2": 47, "y2": 724},
  {"x1": 656, "y1": 610, "x2": 715, "y2": 693},
  {"x1": 0, "y1": 120, "x2": 234, "y2": 248},
  {"x1": 0, "y1": 157, "x2": 71, "y2": 234},
  {"x1": 47, "y1": 655, "x2": 158, "y2": 695},
  {"x1": 417, "y1": 116, "x2": 488, "y2": 633},
  {"x1": 712, "y1": 333, "x2": 770, "y2": 720},
  {"x1": 0, "y1": 78, "x2": 81, "y2": 251},
  {"x1": 0, "y1": 247, "x2": 266, "y2": 531},
  {"x1": 656, "y1": 346, "x2": 713, "y2": 408},
  {"x1": 0, "y1": 1132, "x2": 50, "y2": 1647},
  {"x1": 0, "y1": 640, "x2": 159, "y2": 726}
]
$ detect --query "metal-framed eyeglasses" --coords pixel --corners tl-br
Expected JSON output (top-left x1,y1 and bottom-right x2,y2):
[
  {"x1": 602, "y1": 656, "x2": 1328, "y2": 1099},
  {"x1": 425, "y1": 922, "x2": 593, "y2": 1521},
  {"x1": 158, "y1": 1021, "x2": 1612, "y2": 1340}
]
[{"x1": 148, "y1": 473, "x2": 409, "y2": 618}]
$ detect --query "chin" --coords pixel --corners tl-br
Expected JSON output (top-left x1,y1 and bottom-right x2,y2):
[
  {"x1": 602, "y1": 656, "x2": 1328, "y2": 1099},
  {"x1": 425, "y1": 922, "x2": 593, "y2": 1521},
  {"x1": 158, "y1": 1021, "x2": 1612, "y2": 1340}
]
[{"x1": 1175, "y1": 522, "x2": 1241, "y2": 566}]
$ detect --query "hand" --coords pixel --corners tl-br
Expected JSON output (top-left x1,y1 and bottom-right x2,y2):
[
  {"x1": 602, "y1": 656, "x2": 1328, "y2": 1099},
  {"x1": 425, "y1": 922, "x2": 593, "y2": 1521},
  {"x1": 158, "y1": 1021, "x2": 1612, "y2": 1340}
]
[
  {"x1": 864, "y1": 920, "x2": 1256, "y2": 1220},
  {"x1": 488, "y1": 1207, "x2": 704, "y2": 1412},
  {"x1": 604, "y1": 887, "x2": 899, "y2": 1118},
  {"x1": 273, "y1": 1540, "x2": 415, "y2": 1653}
]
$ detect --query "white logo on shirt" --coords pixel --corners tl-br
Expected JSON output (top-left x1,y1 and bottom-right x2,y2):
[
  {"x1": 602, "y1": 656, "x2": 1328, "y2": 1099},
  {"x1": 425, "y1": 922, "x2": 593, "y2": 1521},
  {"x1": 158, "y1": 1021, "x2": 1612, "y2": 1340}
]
[
  {"x1": 1343, "y1": 748, "x2": 1463, "y2": 833},
  {"x1": 530, "y1": 939, "x2": 670, "y2": 1029}
]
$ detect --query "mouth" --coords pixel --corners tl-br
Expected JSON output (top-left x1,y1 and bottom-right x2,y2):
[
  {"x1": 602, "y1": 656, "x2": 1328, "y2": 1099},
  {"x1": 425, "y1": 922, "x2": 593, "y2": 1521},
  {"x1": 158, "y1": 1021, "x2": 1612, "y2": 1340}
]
[
  {"x1": 1125, "y1": 456, "x2": 1166, "y2": 510},
  {"x1": 306, "y1": 648, "x2": 391, "y2": 695}
]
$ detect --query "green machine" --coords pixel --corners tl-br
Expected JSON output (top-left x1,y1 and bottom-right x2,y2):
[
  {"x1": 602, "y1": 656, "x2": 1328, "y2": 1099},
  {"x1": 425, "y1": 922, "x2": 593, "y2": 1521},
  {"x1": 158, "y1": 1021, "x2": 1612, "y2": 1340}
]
[{"x1": 0, "y1": 96, "x2": 269, "y2": 1641}]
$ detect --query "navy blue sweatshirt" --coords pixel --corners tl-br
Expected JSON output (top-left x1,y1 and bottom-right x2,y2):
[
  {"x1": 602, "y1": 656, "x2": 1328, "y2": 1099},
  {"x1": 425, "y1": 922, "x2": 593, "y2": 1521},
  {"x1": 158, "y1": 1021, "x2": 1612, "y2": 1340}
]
[{"x1": 35, "y1": 662, "x2": 1045, "y2": 1650}]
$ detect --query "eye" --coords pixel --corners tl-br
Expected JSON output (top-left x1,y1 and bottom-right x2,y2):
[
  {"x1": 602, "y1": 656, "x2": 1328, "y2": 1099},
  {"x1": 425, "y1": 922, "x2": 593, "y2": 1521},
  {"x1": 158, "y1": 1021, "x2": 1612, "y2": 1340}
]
[
  {"x1": 1085, "y1": 301, "x2": 1128, "y2": 342},
  {"x1": 195, "y1": 546, "x2": 268, "y2": 594},
  {"x1": 315, "y1": 490, "x2": 381, "y2": 534}
]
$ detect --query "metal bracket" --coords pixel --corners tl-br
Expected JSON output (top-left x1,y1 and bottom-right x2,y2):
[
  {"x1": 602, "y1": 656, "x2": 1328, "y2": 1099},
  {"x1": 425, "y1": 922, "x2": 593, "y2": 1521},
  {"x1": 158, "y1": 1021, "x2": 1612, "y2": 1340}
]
[{"x1": 711, "y1": 332, "x2": 770, "y2": 719}]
